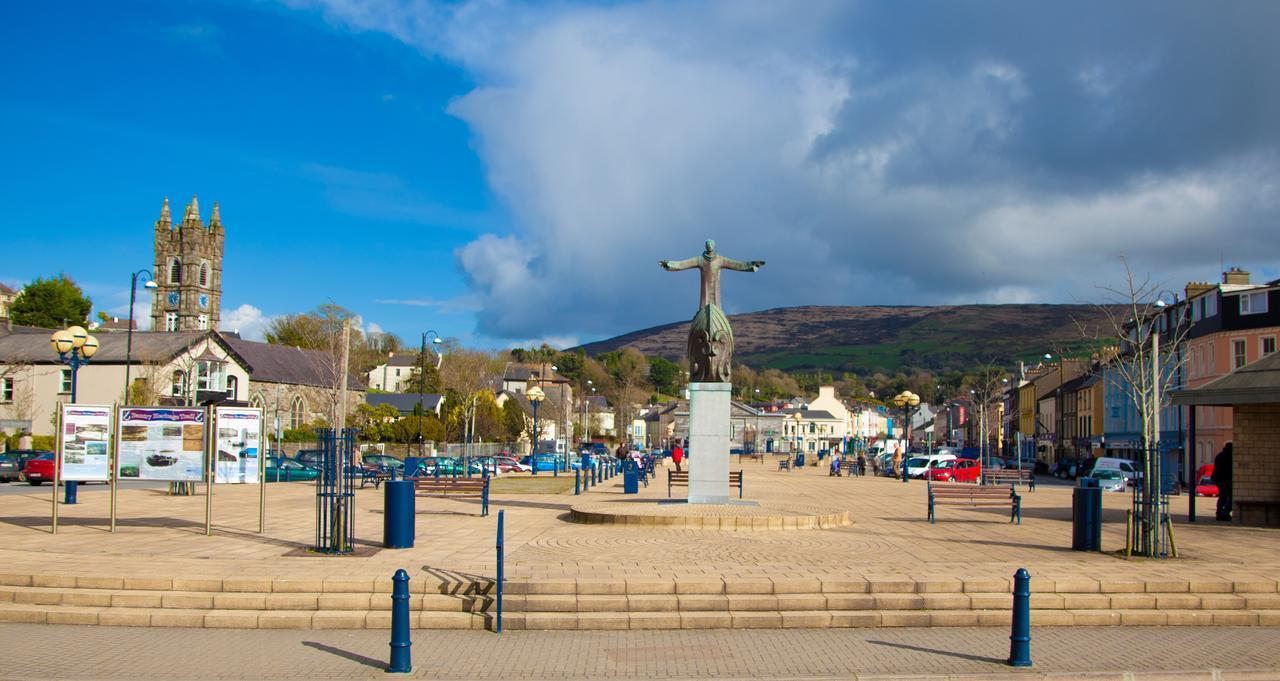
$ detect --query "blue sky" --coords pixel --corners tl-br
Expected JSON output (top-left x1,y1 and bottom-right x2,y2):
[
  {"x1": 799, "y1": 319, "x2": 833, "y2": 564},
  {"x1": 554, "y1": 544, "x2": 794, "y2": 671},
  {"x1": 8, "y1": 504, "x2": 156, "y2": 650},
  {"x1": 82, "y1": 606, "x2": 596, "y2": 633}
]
[{"x1": 4, "y1": 1, "x2": 1279, "y2": 348}]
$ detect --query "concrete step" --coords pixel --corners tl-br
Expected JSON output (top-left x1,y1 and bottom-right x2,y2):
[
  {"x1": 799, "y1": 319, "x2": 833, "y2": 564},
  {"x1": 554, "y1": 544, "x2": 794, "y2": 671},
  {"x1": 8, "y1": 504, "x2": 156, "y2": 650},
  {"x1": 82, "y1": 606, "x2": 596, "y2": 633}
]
[
  {"x1": 0, "y1": 573, "x2": 495, "y2": 596},
  {"x1": 0, "y1": 586, "x2": 488, "y2": 612},
  {"x1": 0, "y1": 603, "x2": 488, "y2": 629}
]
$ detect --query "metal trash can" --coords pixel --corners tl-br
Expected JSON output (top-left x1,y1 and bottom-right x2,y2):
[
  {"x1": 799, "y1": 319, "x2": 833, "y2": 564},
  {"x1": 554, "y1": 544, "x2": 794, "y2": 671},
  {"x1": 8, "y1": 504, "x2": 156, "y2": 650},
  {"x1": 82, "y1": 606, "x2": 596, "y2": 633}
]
[
  {"x1": 384, "y1": 479, "x2": 415, "y2": 549},
  {"x1": 1072, "y1": 478, "x2": 1102, "y2": 551},
  {"x1": 623, "y1": 460, "x2": 639, "y2": 494},
  {"x1": 795, "y1": 453, "x2": 805, "y2": 468}
]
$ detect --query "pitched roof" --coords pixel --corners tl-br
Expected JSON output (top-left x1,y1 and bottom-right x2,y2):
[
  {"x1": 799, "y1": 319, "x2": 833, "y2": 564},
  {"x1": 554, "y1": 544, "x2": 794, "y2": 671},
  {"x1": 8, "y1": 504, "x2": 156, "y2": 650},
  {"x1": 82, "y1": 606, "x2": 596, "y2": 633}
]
[
  {"x1": 583, "y1": 395, "x2": 611, "y2": 410},
  {"x1": 777, "y1": 408, "x2": 839, "y2": 420},
  {"x1": 503, "y1": 363, "x2": 571, "y2": 384},
  {"x1": 0, "y1": 282, "x2": 17, "y2": 296},
  {"x1": 1172, "y1": 351, "x2": 1280, "y2": 406},
  {"x1": 0, "y1": 326, "x2": 246, "y2": 367},
  {"x1": 384, "y1": 353, "x2": 424, "y2": 368},
  {"x1": 367, "y1": 393, "x2": 445, "y2": 414},
  {"x1": 219, "y1": 334, "x2": 363, "y2": 390}
]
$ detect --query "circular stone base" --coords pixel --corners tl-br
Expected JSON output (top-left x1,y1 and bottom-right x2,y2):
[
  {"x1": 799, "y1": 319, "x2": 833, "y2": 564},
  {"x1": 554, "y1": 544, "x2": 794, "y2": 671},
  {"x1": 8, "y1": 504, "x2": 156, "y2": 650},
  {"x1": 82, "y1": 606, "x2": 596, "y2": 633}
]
[{"x1": 569, "y1": 500, "x2": 850, "y2": 530}]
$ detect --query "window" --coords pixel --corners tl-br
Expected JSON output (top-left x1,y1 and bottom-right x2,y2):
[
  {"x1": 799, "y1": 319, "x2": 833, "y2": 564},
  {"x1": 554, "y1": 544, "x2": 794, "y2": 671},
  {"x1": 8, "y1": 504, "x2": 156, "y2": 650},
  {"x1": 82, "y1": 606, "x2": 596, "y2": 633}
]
[
  {"x1": 196, "y1": 360, "x2": 224, "y2": 392},
  {"x1": 289, "y1": 396, "x2": 306, "y2": 429},
  {"x1": 169, "y1": 258, "x2": 181, "y2": 284},
  {"x1": 197, "y1": 314, "x2": 209, "y2": 330},
  {"x1": 198, "y1": 262, "x2": 209, "y2": 287},
  {"x1": 171, "y1": 370, "x2": 187, "y2": 398},
  {"x1": 59, "y1": 369, "x2": 72, "y2": 394},
  {"x1": 1233, "y1": 339, "x2": 1247, "y2": 370},
  {"x1": 1205, "y1": 294, "x2": 1217, "y2": 317},
  {"x1": 1263, "y1": 337, "x2": 1277, "y2": 357},
  {"x1": 165, "y1": 312, "x2": 178, "y2": 331},
  {"x1": 250, "y1": 393, "x2": 264, "y2": 410},
  {"x1": 226, "y1": 375, "x2": 238, "y2": 399},
  {"x1": 0, "y1": 377, "x2": 12, "y2": 402},
  {"x1": 1192, "y1": 299, "x2": 1202, "y2": 322},
  {"x1": 1240, "y1": 291, "x2": 1269, "y2": 315}
]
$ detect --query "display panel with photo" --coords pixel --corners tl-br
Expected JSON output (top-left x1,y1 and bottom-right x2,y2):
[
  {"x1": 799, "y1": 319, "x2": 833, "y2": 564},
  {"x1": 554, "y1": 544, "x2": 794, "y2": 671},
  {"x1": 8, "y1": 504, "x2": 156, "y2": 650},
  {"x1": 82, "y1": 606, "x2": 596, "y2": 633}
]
[
  {"x1": 214, "y1": 407, "x2": 262, "y2": 484},
  {"x1": 115, "y1": 408, "x2": 205, "y2": 481},
  {"x1": 60, "y1": 405, "x2": 113, "y2": 481}
]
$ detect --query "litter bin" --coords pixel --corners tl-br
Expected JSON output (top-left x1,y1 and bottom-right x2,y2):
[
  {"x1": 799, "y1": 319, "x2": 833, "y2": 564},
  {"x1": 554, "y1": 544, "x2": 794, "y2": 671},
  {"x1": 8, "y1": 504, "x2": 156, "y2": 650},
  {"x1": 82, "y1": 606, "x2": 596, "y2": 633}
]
[
  {"x1": 384, "y1": 479, "x2": 415, "y2": 549},
  {"x1": 64, "y1": 480, "x2": 78, "y2": 505},
  {"x1": 795, "y1": 453, "x2": 805, "y2": 468},
  {"x1": 623, "y1": 460, "x2": 639, "y2": 494},
  {"x1": 1072, "y1": 478, "x2": 1102, "y2": 551}
]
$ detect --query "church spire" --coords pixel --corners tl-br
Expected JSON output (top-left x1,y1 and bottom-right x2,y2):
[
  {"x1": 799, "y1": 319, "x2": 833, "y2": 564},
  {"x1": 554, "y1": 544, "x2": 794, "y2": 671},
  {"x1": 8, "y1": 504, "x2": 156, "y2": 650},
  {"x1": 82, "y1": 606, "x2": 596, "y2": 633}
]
[
  {"x1": 157, "y1": 197, "x2": 171, "y2": 228},
  {"x1": 209, "y1": 201, "x2": 221, "y2": 228},
  {"x1": 186, "y1": 194, "x2": 201, "y2": 226}
]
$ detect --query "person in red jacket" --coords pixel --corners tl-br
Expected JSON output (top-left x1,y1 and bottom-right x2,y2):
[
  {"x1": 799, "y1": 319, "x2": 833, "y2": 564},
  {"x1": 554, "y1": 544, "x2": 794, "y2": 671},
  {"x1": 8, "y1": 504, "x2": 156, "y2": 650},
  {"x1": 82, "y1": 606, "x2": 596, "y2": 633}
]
[{"x1": 671, "y1": 444, "x2": 685, "y2": 473}]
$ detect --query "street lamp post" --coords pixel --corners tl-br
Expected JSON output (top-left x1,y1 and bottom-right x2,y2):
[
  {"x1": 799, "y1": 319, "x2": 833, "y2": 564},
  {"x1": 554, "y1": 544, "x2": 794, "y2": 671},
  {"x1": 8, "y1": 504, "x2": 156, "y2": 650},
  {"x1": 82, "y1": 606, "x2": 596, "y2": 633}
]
[
  {"x1": 892, "y1": 391, "x2": 920, "y2": 483},
  {"x1": 791, "y1": 411, "x2": 802, "y2": 461},
  {"x1": 418, "y1": 331, "x2": 442, "y2": 457},
  {"x1": 527, "y1": 386, "x2": 544, "y2": 476},
  {"x1": 123, "y1": 270, "x2": 158, "y2": 405},
  {"x1": 50, "y1": 325, "x2": 99, "y2": 506}
]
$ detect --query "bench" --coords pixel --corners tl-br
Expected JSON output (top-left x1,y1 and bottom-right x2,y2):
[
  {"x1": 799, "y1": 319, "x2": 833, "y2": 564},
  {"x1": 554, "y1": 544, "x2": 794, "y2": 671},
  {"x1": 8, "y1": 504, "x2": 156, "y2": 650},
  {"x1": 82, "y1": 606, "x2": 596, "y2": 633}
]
[
  {"x1": 840, "y1": 460, "x2": 865, "y2": 477},
  {"x1": 987, "y1": 468, "x2": 1036, "y2": 491},
  {"x1": 778, "y1": 458, "x2": 791, "y2": 471},
  {"x1": 668, "y1": 470, "x2": 744, "y2": 499},
  {"x1": 359, "y1": 467, "x2": 392, "y2": 489},
  {"x1": 412, "y1": 476, "x2": 489, "y2": 516},
  {"x1": 928, "y1": 482, "x2": 1020, "y2": 524}
]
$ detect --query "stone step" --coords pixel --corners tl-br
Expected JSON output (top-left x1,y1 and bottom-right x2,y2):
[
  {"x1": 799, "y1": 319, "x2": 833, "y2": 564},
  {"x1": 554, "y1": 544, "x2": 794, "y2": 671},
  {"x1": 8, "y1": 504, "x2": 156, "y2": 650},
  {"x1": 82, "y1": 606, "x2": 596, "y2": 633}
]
[
  {"x1": 0, "y1": 586, "x2": 488, "y2": 612},
  {"x1": 0, "y1": 573, "x2": 494, "y2": 596},
  {"x1": 509, "y1": 591, "x2": 1280, "y2": 612},
  {"x1": 0, "y1": 603, "x2": 487, "y2": 629}
]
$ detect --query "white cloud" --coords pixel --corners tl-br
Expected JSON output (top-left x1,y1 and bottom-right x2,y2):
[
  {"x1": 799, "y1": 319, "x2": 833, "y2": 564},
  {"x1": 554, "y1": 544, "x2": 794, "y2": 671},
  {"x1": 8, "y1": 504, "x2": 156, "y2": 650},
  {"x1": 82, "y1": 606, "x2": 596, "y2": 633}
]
[
  {"x1": 220, "y1": 304, "x2": 272, "y2": 341},
  {"x1": 282, "y1": 0, "x2": 1280, "y2": 341}
]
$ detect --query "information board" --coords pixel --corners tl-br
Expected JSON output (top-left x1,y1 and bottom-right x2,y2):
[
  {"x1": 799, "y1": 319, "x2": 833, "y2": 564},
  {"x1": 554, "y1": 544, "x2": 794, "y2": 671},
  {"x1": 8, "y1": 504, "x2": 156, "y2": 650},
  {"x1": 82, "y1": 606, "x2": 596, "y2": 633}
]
[
  {"x1": 214, "y1": 407, "x2": 262, "y2": 484},
  {"x1": 116, "y1": 407, "x2": 205, "y2": 481},
  {"x1": 59, "y1": 404, "x2": 113, "y2": 481}
]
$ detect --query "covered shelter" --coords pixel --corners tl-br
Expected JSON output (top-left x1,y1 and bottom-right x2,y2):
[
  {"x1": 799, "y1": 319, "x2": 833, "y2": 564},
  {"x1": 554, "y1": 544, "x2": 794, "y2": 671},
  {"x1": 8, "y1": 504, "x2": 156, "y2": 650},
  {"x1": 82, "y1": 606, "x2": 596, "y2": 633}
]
[{"x1": 1171, "y1": 351, "x2": 1280, "y2": 527}]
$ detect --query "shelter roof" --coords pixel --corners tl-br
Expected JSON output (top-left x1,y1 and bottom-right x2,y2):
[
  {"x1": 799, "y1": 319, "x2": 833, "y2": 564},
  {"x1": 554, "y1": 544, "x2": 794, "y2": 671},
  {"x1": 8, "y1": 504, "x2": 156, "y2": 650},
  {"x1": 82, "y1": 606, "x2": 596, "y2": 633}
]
[{"x1": 1171, "y1": 351, "x2": 1280, "y2": 406}]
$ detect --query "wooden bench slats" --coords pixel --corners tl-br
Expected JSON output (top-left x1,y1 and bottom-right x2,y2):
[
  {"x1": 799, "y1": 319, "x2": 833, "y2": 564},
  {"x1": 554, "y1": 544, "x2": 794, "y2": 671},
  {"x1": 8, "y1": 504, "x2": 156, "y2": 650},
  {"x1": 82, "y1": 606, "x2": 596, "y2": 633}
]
[
  {"x1": 927, "y1": 482, "x2": 1020, "y2": 524},
  {"x1": 668, "y1": 471, "x2": 744, "y2": 498},
  {"x1": 987, "y1": 469, "x2": 1036, "y2": 491},
  {"x1": 410, "y1": 477, "x2": 490, "y2": 516}
]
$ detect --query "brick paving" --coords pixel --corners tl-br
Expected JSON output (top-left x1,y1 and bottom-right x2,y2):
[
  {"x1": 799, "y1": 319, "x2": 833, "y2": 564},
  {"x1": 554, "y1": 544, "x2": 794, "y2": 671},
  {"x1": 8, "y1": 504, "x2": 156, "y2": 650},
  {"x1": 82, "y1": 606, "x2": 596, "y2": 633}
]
[{"x1": 1, "y1": 623, "x2": 1278, "y2": 680}]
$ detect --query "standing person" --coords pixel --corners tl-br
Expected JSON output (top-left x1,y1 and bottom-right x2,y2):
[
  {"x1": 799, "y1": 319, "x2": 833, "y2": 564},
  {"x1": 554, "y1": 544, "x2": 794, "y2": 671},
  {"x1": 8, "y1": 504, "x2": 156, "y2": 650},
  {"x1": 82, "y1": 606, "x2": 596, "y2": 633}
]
[
  {"x1": 857, "y1": 452, "x2": 867, "y2": 477},
  {"x1": 891, "y1": 445, "x2": 903, "y2": 479},
  {"x1": 615, "y1": 442, "x2": 628, "y2": 463},
  {"x1": 671, "y1": 443, "x2": 684, "y2": 473},
  {"x1": 1211, "y1": 443, "x2": 1233, "y2": 522}
]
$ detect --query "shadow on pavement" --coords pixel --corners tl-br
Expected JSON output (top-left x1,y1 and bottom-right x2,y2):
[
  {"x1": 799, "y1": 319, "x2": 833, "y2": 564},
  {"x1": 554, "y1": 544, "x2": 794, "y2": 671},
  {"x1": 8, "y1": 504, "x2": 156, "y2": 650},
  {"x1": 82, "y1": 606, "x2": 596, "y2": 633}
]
[
  {"x1": 868, "y1": 639, "x2": 1005, "y2": 665},
  {"x1": 302, "y1": 641, "x2": 386, "y2": 670}
]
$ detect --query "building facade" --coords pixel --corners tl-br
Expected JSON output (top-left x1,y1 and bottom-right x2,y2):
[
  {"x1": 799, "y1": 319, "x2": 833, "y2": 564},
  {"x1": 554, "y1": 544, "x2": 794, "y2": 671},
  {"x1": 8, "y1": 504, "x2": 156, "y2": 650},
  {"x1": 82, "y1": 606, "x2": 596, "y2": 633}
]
[{"x1": 151, "y1": 196, "x2": 224, "y2": 332}]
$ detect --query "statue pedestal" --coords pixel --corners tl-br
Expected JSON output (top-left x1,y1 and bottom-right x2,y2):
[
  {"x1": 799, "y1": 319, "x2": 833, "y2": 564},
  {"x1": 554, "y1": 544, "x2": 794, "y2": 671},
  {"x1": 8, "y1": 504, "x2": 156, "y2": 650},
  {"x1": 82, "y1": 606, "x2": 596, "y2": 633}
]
[{"x1": 687, "y1": 382, "x2": 731, "y2": 504}]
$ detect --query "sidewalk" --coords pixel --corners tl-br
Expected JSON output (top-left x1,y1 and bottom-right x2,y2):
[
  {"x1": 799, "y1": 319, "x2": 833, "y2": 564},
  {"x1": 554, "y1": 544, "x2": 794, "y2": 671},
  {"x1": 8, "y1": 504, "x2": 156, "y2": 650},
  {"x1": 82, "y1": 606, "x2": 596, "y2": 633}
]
[{"x1": 2, "y1": 624, "x2": 1277, "y2": 680}]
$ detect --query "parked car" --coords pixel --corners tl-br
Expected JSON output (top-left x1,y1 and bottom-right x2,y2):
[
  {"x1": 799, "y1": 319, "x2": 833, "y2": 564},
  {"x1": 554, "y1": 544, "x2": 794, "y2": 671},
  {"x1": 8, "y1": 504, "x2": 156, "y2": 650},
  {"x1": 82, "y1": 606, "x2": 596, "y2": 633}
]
[
  {"x1": 489, "y1": 456, "x2": 532, "y2": 474},
  {"x1": 1194, "y1": 464, "x2": 1218, "y2": 497},
  {"x1": 21, "y1": 452, "x2": 56, "y2": 485},
  {"x1": 360, "y1": 454, "x2": 404, "y2": 473},
  {"x1": 1052, "y1": 460, "x2": 1080, "y2": 480},
  {"x1": 293, "y1": 449, "x2": 324, "y2": 467},
  {"x1": 1090, "y1": 457, "x2": 1140, "y2": 486},
  {"x1": 926, "y1": 458, "x2": 981, "y2": 483},
  {"x1": 265, "y1": 456, "x2": 320, "y2": 482},
  {"x1": 1092, "y1": 468, "x2": 1128, "y2": 493},
  {"x1": 0, "y1": 453, "x2": 23, "y2": 482},
  {"x1": 906, "y1": 453, "x2": 956, "y2": 478}
]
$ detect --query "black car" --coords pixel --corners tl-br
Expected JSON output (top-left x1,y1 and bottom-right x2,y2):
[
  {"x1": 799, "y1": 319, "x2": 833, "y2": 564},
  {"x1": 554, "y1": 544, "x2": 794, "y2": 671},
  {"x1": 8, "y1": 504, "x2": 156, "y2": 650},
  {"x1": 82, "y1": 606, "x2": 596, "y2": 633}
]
[
  {"x1": 1052, "y1": 461, "x2": 1079, "y2": 480},
  {"x1": 294, "y1": 449, "x2": 324, "y2": 467},
  {"x1": 0, "y1": 453, "x2": 22, "y2": 482},
  {"x1": 4, "y1": 449, "x2": 52, "y2": 470}
]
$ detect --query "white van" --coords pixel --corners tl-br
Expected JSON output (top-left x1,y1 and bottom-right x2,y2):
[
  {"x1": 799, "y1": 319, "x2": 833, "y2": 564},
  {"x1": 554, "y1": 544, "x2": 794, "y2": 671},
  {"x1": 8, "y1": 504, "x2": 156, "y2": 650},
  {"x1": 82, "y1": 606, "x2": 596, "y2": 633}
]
[
  {"x1": 906, "y1": 453, "x2": 957, "y2": 478},
  {"x1": 1089, "y1": 457, "x2": 1140, "y2": 485}
]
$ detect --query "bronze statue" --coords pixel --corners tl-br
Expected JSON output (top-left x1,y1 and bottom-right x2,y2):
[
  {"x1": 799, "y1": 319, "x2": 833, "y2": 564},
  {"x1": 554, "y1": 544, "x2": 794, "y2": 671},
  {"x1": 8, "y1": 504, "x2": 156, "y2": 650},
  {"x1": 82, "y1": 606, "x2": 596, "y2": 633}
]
[{"x1": 659, "y1": 240, "x2": 764, "y2": 382}]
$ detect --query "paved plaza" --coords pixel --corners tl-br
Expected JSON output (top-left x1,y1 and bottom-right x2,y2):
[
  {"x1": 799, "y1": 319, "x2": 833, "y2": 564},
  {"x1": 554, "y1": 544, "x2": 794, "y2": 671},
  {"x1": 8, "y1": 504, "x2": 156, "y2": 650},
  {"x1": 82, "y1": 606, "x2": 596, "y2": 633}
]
[
  {"x1": 1, "y1": 460, "x2": 1277, "y2": 585},
  {"x1": 2, "y1": 623, "x2": 1279, "y2": 680}
]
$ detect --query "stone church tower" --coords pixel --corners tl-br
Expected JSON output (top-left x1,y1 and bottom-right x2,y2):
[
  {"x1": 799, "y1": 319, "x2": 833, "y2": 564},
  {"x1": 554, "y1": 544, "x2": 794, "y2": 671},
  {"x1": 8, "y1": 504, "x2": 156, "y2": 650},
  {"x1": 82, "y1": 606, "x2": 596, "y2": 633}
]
[{"x1": 151, "y1": 196, "x2": 224, "y2": 332}]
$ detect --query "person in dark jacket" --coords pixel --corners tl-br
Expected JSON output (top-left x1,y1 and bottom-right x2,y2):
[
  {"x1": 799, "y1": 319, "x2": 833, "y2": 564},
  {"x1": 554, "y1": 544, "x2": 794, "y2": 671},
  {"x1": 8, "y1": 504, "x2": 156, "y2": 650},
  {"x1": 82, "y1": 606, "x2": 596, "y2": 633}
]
[{"x1": 1211, "y1": 443, "x2": 1233, "y2": 521}]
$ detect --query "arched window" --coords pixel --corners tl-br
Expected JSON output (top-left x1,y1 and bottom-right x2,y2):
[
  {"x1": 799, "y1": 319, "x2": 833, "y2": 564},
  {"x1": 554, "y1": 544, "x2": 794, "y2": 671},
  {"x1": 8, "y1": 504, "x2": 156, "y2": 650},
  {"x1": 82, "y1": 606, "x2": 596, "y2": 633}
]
[
  {"x1": 169, "y1": 258, "x2": 182, "y2": 284},
  {"x1": 249, "y1": 393, "x2": 265, "y2": 410},
  {"x1": 199, "y1": 262, "x2": 209, "y2": 287},
  {"x1": 289, "y1": 396, "x2": 306, "y2": 430},
  {"x1": 226, "y1": 375, "x2": 238, "y2": 399},
  {"x1": 170, "y1": 370, "x2": 186, "y2": 398}
]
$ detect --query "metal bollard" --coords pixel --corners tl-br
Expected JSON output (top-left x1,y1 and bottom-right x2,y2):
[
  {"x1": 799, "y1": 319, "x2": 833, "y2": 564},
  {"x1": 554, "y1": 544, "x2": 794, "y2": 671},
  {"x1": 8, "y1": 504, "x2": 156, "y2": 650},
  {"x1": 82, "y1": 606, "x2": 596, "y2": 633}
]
[
  {"x1": 901, "y1": 464, "x2": 909, "y2": 484},
  {"x1": 592, "y1": 463, "x2": 598, "y2": 486},
  {"x1": 575, "y1": 468, "x2": 581, "y2": 495},
  {"x1": 1007, "y1": 568, "x2": 1032, "y2": 667},
  {"x1": 496, "y1": 510, "x2": 505, "y2": 633},
  {"x1": 64, "y1": 480, "x2": 78, "y2": 505},
  {"x1": 553, "y1": 456, "x2": 558, "y2": 477},
  {"x1": 388, "y1": 569, "x2": 412, "y2": 673}
]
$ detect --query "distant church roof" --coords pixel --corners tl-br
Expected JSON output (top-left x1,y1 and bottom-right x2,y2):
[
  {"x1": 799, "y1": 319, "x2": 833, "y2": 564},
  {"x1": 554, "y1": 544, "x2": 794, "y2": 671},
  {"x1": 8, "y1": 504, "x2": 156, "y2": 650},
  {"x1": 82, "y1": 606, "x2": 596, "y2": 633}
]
[{"x1": 220, "y1": 333, "x2": 364, "y2": 391}]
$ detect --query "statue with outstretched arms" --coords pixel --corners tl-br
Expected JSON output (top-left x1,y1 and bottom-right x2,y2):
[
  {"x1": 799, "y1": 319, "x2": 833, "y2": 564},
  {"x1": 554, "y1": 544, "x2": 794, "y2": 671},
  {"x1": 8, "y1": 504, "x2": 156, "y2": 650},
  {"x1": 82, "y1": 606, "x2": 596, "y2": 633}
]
[{"x1": 659, "y1": 240, "x2": 764, "y2": 382}]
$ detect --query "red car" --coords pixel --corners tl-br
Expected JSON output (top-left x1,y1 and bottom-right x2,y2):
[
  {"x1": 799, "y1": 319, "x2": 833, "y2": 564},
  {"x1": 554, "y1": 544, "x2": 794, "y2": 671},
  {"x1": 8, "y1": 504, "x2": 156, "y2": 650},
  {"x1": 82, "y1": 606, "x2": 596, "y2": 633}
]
[
  {"x1": 21, "y1": 452, "x2": 55, "y2": 485},
  {"x1": 1194, "y1": 464, "x2": 1218, "y2": 497},
  {"x1": 926, "y1": 458, "x2": 981, "y2": 483}
]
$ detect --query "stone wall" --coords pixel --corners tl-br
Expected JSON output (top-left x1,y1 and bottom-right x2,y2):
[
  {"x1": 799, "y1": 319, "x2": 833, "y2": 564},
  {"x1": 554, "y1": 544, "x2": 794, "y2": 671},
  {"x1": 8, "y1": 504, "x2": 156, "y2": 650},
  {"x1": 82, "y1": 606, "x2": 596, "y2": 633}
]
[
  {"x1": 249, "y1": 381, "x2": 364, "y2": 432},
  {"x1": 1232, "y1": 402, "x2": 1280, "y2": 527}
]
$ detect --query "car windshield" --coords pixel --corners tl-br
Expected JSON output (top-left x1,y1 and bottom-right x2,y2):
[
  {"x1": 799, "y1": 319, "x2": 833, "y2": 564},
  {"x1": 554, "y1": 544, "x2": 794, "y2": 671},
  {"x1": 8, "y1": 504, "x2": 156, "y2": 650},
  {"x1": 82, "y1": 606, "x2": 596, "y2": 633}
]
[
  {"x1": 905, "y1": 458, "x2": 928, "y2": 468},
  {"x1": 1095, "y1": 470, "x2": 1122, "y2": 479},
  {"x1": 934, "y1": 460, "x2": 955, "y2": 469},
  {"x1": 1199, "y1": 476, "x2": 1215, "y2": 485}
]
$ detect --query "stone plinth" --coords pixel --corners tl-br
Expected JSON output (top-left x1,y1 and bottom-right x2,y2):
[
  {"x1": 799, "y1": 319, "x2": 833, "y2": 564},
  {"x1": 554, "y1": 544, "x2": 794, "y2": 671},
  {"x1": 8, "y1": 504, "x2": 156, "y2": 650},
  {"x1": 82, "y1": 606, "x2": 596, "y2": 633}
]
[
  {"x1": 688, "y1": 382, "x2": 731, "y2": 503},
  {"x1": 568, "y1": 499, "x2": 851, "y2": 530}
]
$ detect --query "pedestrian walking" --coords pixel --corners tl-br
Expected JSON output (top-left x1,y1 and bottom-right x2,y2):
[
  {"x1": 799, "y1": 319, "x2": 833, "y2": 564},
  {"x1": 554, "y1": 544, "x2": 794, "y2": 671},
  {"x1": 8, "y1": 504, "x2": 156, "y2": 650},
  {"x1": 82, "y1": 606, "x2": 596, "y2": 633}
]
[
  {"x1": 1211, "y1": 443, "x2": 1233, "y2": 522},
  {"x1": 671, "y1": 444, "x2": 684, "y2": 473},
  {"x1": 615, "y1": 442, "x2": 628, "y2": 463},
  {"x1": 891, "y1": 445, "x2": 903, "y2": 479},
  {"x1": 857, "y1": 453, "x2": 866, "y2": 477}
]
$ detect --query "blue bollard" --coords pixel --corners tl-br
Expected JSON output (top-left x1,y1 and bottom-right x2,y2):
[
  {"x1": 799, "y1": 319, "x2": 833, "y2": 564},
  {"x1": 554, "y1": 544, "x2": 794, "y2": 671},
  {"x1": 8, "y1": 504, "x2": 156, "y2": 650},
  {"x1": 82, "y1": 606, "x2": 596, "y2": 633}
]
[
  {"x1": 1008, "y1": 568, "x2": 1032, "y2": 667},
  {"x1": 553, "y1": 456, "x2": 558, "y2": 477},
  {"x1": 591, "y1": 463, "x2": 598, "y2": 486},
  {"x1": 388, "y1": 569, "x2": 412, "y2": 673},
  {"x1": 902, "y1": 463, "x2": 909, "y2": 484},
  {"x1": 64, "y1": 480, "x2": 78, "y2": 505},
  {"x1": 575, "y1": 469, "x2": 581, "y2": 495},
  {"x1": 496, "y1": 510, "x2": 505, "y2": 633}
]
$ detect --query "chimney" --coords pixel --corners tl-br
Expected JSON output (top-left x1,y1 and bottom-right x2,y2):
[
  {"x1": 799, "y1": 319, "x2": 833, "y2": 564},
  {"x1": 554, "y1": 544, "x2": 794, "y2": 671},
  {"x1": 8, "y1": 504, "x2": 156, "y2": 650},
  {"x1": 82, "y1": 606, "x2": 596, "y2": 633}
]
[
  {"x1": 1223, "y1": 267, "x2": 1251, "y2": 285},
  {"x1": 1185, "y1": 281, "x2": 1215, "y2": 299}
]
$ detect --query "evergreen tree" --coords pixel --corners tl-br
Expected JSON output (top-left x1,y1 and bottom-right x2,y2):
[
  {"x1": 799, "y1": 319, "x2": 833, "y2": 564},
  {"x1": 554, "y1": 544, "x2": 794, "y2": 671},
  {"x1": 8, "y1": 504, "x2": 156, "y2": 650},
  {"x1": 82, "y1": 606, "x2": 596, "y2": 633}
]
[{"x1": 9, "y1": 275, "x2": 92, "y2": 329}]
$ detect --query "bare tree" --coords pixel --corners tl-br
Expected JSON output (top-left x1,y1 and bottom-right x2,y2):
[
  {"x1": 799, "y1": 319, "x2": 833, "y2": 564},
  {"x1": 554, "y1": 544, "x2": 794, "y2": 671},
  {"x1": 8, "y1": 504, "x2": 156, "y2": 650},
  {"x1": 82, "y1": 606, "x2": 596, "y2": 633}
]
[
  {"x1": 1079, "y1": 256, "x2": 1192, "y2": 558},
  {"x1": 964, "y1": 361, "x2": 1009, "y2": 478},
  {"x1": 600, "y1": 348, "x2": 650, "y2": 445},
  {"x1": 438, "y1": 347, "x2": 505, "y2": 451}
]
